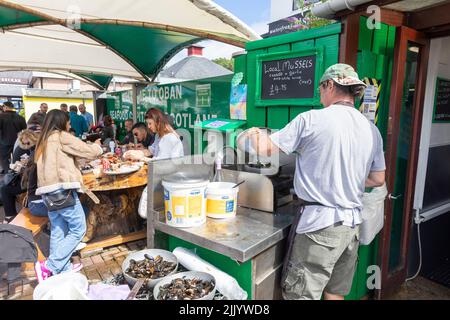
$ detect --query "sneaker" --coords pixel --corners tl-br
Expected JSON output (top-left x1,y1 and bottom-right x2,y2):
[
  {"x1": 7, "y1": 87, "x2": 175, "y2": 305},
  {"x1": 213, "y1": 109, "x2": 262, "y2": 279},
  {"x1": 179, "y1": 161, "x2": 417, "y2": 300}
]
[
  {"x1": 71, "y1": 263, "x2": 84, "y2": 272},
  {"x1": 34, "y1": 260, "x2": 52, "y2": 283}
]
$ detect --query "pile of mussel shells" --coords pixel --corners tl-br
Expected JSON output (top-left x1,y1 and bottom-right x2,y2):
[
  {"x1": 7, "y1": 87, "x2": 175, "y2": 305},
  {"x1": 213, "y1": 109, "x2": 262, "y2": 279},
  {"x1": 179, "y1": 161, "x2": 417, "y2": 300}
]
[
  {"x1": 157, "y1": 277, "x2": 215, "y2": 300},
  {"x1": 125, "y1": 254, "x2": 176, "y2": 279}
]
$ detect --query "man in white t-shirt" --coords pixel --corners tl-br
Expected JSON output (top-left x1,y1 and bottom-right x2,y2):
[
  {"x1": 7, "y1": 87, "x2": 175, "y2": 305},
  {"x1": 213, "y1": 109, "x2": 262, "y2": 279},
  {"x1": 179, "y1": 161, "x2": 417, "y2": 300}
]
[{"x1": 245, "y1": 64, "x2": 386, "y2": 300}]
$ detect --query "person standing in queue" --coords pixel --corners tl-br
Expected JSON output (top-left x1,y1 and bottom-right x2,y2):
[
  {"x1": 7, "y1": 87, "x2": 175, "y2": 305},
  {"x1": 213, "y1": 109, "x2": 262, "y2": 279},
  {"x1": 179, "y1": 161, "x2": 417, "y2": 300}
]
[
  {"x1": 124, "y1": 108, "x2": 183, "y2": 161},
  {"x1": 78, "y1": 104, "x2": 94, "y2": 129},
  {"x1": 30, "y1": 102, "x2": 48, "y2": 126},
  {"x1": 0, "y1": 101, "x2": 27, "y2": 173},
  {"x1": 33, "y1": 109, "x2": 103, "y2": 282},
  {"x1": 60, "y1": 103, "x2": 69, "y2": 113},
  {"x1": 243, "y1": 64, "x2": 386, "y2": 300},
  {"x1": 69, "y1": 105, "x2": 88, "y2": 138}
]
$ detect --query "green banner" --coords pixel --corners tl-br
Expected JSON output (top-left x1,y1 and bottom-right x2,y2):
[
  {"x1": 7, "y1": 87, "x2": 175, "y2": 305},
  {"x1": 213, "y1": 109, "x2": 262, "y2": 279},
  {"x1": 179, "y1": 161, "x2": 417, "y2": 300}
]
[
  {"x1": 106, "y1": 75, "x2": 233, "y2": 148},
  {"x1": 138, "y1": 75, "x2": 232, "y2": 130},
  {"x1": 107, "y1": 90, "x2": 133, "y2": 141}
]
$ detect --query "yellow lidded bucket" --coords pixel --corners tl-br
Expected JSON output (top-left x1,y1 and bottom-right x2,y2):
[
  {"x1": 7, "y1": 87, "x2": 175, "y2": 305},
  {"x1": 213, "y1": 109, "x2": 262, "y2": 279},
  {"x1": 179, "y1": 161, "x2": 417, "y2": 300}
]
[
  {"x1": 206, "y1": 182, "x2": 239, "y2": 219},
  {"x1": 162, "y1": 173, "x2": 209, "y2": 228}
]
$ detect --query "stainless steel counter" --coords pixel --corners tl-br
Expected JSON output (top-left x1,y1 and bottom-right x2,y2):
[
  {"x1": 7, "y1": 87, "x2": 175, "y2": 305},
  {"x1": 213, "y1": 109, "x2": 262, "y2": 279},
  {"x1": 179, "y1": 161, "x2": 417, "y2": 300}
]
[{"x1": 154, "y1": 201, "x2": 300, "y2": 263}]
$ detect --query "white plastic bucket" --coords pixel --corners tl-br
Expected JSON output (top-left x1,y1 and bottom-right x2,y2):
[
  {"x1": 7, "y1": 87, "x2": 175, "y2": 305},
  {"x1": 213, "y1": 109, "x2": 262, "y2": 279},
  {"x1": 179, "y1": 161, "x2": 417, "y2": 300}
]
[
  {"x1": 206, "y1": 182, "x2": 239, "y2": 219},
  {"x1": 33, "y1": 272, "x2": 90, "y2": 300},
  {"x1": 162, "y1": 180, "x2": 209, "y2": 228}
]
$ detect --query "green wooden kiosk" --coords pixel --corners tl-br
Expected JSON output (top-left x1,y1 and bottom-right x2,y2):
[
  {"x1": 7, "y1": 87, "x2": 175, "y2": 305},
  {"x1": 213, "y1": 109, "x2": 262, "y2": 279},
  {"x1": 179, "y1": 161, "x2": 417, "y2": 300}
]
[{"x1": 148, "y1": 19, "x2": 398, "y2": 300}]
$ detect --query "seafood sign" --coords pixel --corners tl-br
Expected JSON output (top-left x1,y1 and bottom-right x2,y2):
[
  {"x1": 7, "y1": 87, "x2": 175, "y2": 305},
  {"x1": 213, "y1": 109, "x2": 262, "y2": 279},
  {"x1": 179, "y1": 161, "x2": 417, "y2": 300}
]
[{"x1": 261, "y1": 55, "x2": 316, "y2": 100}]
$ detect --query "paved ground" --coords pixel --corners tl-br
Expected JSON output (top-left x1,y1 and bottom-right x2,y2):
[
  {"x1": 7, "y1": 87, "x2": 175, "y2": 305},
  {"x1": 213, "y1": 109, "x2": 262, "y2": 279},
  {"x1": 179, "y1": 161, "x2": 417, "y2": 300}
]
[
  {"x1": 1, "y1": 200, "x2": 449, "y2": 300},
  {"x1": 1, "y1": 239, "x2": 147, "y2": 300},
  {"x1": 386, "y1": 276, "x2": 450, "y2": 300},
  {"x1": 2, "y1": 237, "x2": 449, "y2": 300}
]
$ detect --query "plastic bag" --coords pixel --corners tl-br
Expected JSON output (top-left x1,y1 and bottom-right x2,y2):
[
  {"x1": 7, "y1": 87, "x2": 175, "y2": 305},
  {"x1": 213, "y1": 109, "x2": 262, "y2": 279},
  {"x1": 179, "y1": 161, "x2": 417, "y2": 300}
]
[
  {"x1": 33, "y1": 272, "x2": 89, "y2": 300},
  {"x1": 173, "y1": 247, "x2": 248, "y2": 300},
  {"x1": 87, "y1": 283, "x2": 130, "y2": 300},
  {"x1": 359, "y1": 183, "x2": 388, "y2": 245},
  {"x1": 138, "y1": 186, "x2": 148, "y2": 219}
]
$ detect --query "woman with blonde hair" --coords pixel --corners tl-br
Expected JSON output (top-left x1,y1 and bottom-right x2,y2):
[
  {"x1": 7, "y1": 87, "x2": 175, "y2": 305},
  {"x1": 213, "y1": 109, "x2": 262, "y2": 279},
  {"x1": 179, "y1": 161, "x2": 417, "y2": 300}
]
[{"x1": 33, "y1": 109, "x2": 103, "y2": 282}]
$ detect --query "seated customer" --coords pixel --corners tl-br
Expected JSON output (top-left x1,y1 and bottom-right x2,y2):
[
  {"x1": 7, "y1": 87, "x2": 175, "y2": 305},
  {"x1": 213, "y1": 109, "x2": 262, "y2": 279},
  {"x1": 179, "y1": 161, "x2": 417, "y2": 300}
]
[
  {"x1": 0, "y1": 129, "x2": 38, "y2": 220},
  {"x1": 124, "y1": 108, "x2": 183, "y2": 161},
  {"x1": 21, "y1": 152, "x2": 47, "y2": 217},
  {"x1": 120, "y1": 119, "x2": 134, "y2": 145},
  {"x1": 100, "y1": 115, "x2": 115, "y2": 145},
  {"x1": 131, "y1": 122, "x2": 154, "y2": 149}
]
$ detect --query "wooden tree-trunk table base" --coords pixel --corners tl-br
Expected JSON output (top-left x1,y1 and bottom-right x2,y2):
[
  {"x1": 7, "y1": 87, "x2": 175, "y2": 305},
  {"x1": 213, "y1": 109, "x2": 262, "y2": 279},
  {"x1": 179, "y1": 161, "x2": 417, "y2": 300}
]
[{"x1": 80, "y1": 167, "x2": 148, "y2": 252}]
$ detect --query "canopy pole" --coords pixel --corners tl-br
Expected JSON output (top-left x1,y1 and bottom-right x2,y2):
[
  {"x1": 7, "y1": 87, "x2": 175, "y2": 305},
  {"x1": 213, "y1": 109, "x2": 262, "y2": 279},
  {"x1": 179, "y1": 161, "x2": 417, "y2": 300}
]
[{"x1": 132, "y1": 83, "x2": 138, "y2": 123}]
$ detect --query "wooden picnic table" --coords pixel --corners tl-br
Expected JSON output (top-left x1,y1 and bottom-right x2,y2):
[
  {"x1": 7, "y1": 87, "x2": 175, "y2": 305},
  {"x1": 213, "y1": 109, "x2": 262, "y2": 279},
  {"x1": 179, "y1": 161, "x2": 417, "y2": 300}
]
[{"x1": 82, "y1": 165, "x2": 148, "y2": 191}]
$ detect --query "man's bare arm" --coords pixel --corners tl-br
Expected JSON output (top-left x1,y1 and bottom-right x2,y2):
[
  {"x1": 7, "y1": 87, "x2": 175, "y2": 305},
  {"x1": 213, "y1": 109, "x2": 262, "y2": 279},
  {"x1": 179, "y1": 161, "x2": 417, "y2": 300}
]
[
  {"x1": 247, "y1": 128, "x2": 280, "y2": 156},
  {"x1": 365, "y1": 171, "x2": 385, "y2": 188}
]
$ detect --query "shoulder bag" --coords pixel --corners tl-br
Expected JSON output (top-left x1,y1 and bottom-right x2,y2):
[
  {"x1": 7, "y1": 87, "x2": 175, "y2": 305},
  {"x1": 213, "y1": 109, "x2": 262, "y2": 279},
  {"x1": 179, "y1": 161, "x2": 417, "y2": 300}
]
[{"x1": 42, "y1": 189, "x2": 76, "y2": 211}]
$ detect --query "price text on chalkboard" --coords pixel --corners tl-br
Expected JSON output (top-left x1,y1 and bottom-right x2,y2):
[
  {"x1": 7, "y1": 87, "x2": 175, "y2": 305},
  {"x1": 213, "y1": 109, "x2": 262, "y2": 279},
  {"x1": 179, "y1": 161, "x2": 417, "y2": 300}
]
[
  {"x1": 261, "y1": 55, "x2": 316, "y2": 100},
  {"x1": 434, "y1": 78, "x2": 450, "y2": 122}
]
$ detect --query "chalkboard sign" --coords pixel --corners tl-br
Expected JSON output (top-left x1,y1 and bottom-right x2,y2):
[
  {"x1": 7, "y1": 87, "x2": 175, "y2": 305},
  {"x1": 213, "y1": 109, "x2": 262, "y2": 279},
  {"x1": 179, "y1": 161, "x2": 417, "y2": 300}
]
[
  {"x1": 255, "y1": 48, "x2": 323, "y2": 107},
  {"x1": 433, "y1": 77, "x2": 450, "y2": 122},
  {"x1": 261, "y1": 55, "x2": 316, "y2": 100}
]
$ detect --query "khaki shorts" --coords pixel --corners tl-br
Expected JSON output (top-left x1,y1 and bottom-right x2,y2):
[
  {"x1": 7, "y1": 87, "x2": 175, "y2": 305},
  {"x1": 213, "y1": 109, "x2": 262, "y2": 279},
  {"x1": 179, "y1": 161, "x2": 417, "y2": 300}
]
[{"x1": 281, "y1": 223, "x2": 360, "y2": 300}]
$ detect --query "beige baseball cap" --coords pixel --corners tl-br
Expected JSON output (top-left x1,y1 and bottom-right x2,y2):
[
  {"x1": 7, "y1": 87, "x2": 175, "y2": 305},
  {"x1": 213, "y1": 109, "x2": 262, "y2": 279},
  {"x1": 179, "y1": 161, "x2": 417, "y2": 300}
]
[{"x1": 319, "y1": 63, "x2": 367, "y2": 87}]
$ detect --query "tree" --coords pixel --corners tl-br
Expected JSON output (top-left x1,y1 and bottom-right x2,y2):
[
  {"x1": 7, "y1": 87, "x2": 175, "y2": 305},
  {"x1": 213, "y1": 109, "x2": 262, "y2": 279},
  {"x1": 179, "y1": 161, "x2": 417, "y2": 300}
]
[
  {"x1": 212, "y1": 57, "x2": 234, "y2": 72},
  {"x1": 295, "y1": 0, "x2": 334, "y2": 29}
]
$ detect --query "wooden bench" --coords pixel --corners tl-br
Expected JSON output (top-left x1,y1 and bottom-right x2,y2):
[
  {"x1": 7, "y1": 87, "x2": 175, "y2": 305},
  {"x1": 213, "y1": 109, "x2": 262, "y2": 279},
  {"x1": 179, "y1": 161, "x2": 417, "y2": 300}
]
[{"x1": 10, "y1": 208, "x2": 49, "y2": 264}]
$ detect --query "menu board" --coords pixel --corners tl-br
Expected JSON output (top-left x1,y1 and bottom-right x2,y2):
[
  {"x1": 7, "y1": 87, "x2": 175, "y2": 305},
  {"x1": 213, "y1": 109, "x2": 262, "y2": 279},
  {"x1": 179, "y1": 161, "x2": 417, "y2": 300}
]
[
  {"x1": 261, "y1": 55, "x2": 316, "y2": 100},
  {"x1": 255, "y1": 49, "x2": 322, "y2": 107},
  {"x1": 433, "y1": 77, "x2": 450, "y2": 122}
]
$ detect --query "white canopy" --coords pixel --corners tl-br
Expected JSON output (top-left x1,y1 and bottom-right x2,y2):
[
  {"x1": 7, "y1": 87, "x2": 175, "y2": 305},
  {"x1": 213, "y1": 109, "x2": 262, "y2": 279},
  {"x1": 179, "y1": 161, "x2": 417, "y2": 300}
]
[
  {"x1": 0, "y1": 25, "x2": 142, "y2": 79},
  {"x1": 0, "y1": 0, "x2": 261, "y2": 86}
]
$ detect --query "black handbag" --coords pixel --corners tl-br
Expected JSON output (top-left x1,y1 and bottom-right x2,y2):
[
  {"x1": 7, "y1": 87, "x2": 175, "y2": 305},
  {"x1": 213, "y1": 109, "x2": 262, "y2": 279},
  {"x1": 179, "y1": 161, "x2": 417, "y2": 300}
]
[
  {"x1": 42, "y1": 189, "x2": 76, "y2": 211},
  {"x1": 3, "y1": 172, "x2": 21, "y2": 187}
]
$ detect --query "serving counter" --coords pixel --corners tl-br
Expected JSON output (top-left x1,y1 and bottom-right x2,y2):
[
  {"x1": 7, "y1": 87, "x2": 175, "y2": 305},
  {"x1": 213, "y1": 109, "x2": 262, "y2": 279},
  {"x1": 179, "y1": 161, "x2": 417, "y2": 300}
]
[{"x1": 146, "y1": 156, "x2": 297, "y2": 299}]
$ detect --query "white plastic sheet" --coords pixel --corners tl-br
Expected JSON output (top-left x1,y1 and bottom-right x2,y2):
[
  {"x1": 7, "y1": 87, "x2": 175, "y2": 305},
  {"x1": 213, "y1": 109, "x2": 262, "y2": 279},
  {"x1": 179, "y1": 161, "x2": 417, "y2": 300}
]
[
  {"x1": 173, "y1": 247, "x2": 248, "y2": 300},
  {"x1": 138, "y1": 186, "x2": 148, "y2": 219}
]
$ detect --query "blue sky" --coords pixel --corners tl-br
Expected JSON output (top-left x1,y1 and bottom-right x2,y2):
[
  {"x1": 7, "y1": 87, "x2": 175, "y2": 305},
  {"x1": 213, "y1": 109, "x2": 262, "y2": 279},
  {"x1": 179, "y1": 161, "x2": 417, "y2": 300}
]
[
  {"x1": 165, "y1": 0, "x2": 271, "y2": 67},
  {"x1": 214, "y1": 0, "x2": 271, "y2": 31}
]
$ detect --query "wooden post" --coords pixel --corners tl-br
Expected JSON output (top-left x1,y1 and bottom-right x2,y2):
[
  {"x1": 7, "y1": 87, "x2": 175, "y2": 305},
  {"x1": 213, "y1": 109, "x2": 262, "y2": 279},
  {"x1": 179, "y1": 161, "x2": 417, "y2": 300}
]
[
  {"x1": 339, "y1": 13, "x2": 361, "y2": 69},
  {"x1": 376, "y1": 26, "x2": 429, "y2": 299}
]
